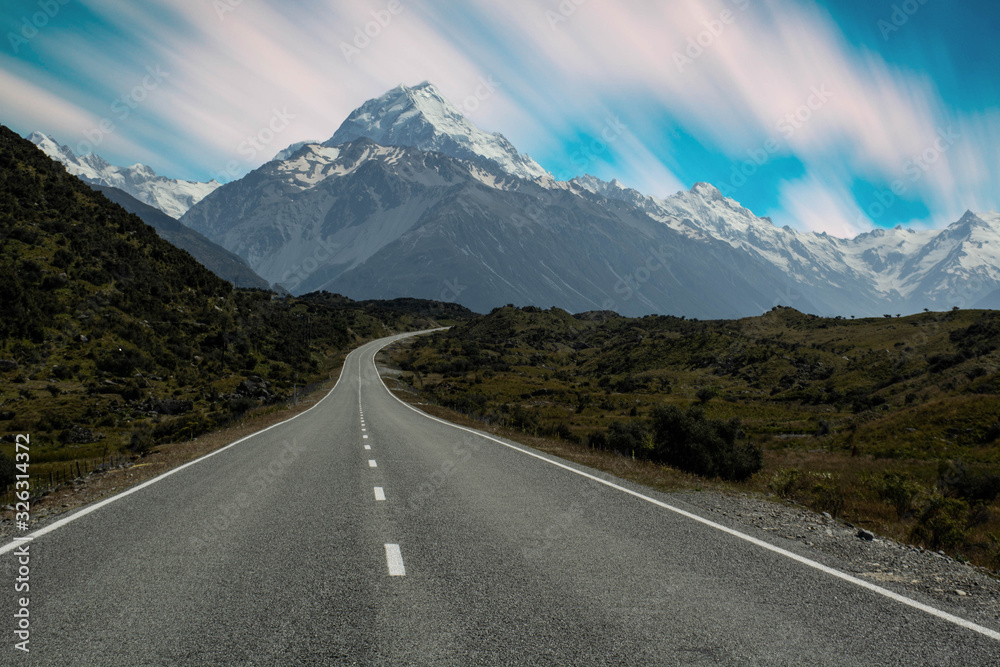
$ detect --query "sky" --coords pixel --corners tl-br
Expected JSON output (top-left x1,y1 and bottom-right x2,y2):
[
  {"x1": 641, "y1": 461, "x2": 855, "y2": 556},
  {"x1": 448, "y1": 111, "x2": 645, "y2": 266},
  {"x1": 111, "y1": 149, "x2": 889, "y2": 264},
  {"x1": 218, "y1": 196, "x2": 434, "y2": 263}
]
[{"x1": 1, "y1": 0, "x2": 998, "y2": 237}]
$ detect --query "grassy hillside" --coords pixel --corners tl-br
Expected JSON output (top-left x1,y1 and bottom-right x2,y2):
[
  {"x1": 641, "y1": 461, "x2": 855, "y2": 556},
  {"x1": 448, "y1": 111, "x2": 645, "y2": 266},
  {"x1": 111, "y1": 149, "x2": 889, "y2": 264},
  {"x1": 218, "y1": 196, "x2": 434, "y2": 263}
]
[
  {"x1": 384, "y1": 304, "x2": 1000, "y2": 570},
  {"x1": 0, "y1": 125, "x2": 473, "y2": 493}
]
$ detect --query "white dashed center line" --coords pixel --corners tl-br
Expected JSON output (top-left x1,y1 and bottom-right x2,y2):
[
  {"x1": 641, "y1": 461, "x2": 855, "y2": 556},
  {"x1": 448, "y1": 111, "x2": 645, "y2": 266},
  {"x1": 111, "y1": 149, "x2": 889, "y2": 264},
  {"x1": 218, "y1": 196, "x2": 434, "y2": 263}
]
[
  {"x1": 384, "y1": 543, "x2": 405, "y2": 576},
  {"x1": 363, "y1": 435, "x2": 368, "y2": 439},
  {"x1": 364, "y1": 444, "x2": 371, "y2": 450},
  {"x1": 374, "y1": 487, "x2": 386, "y2": 501},
  {"x1": 368, "y1": 459, "x2": 377, "y2": 468}
]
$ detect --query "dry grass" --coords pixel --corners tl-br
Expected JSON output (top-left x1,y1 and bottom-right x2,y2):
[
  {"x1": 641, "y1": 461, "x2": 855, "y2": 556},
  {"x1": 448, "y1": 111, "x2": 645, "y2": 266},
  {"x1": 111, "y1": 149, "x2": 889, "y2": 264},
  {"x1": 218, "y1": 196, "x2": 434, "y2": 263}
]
[{"x1": 0, "y1": 366, "x2": 343, "y2": 536}]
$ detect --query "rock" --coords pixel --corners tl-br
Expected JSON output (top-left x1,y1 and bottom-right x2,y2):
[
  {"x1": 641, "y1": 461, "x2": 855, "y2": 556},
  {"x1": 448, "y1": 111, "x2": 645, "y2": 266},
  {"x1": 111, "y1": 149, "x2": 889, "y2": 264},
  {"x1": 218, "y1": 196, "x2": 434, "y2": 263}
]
[
  {"x1": 955, "y1": 589, "x2": 968, "y2": 596},
  {"x1": 0, "y1": 359, "x2": 18, "y2": 371},
  {"x1": 77, "y1": 334, "x2": 89, "y2": 343},
  {"x1": 59, "y1": 425, "x2": 104, "y2": 444},
  {"x1": 822, "y1": 512, "x2": 832, "y2": 520},
  {"x1": 153, "y1": 399, "x2": 193, "y2": 415},
  {"x1": 857, "y1": 529, "x2": 875, "y2": 541}
]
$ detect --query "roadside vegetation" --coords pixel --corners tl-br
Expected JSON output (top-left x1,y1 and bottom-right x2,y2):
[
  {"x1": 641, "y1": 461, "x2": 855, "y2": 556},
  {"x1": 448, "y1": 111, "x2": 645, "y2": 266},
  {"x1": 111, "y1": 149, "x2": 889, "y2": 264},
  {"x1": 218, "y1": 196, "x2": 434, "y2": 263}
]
[
  {"x1": 0, "y1": 125, "x2": 473, "y2": 502},
  {"x1": 383, "y1": 304, "x2": 1000, "y2": 571}
]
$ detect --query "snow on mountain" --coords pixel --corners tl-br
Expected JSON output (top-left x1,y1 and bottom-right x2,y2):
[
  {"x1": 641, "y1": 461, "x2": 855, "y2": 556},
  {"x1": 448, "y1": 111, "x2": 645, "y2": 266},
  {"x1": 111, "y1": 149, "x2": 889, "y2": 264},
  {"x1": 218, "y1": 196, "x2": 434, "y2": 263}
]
[
  {"x1": 565, "y1": 173, "x2": 1000, "y2": 314},
  {"x1": 272, "y1": 139, "x2": 321, "y2": 163},
  {"x1": 894, "y1": 211, "x2": 1000, "y2": 308},
  {"x1": 325, "y1": 81, "x2": 549, "y2": 182},
  {"x1": 178, "y1": 81, "x2": 1000, "y2": 316},
  {"x1": 182, "y1": 137, "x2": 801, "y2": 316},
  {"x1": 28, "y1": 132, "x2": 219, "y2": 218}
]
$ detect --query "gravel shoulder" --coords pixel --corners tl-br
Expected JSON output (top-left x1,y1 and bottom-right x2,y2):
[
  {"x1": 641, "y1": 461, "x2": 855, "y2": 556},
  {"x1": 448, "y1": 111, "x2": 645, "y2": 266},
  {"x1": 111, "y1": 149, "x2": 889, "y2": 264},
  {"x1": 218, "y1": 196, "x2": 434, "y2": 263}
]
[{"x1": 677, "y1": 489, "x2": 1000, "y2": 632}]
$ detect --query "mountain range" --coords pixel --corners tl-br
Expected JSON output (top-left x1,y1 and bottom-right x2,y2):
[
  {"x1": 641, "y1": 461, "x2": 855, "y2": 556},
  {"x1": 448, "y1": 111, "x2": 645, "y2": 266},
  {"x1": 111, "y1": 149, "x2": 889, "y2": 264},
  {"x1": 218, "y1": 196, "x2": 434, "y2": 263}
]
[
  {"x1": 28, "y1": 132, "x2": 219, "y2": 218},
  {"x1": 33, "y1": 82, "x2": 1000, "y2": 317}
]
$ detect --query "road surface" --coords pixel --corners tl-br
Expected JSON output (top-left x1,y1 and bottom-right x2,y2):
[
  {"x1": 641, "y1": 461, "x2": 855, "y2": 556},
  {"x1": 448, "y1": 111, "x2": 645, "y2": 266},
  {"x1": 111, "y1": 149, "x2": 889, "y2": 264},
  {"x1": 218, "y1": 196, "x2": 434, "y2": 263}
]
[{"x1": 2, "y1": 331, "x2": 998, "y2": 665}]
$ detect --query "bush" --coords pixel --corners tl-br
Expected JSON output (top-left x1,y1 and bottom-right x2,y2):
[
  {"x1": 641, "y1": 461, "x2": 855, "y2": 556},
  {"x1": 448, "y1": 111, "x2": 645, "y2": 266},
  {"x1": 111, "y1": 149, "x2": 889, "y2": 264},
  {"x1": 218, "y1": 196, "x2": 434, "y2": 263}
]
[
  {"x1": 770, "y1": 469, "x2": 802, "y2": 497},
  {"x1": 0, "y1": 452, "x2": 15, "y2": 488},
  {"x1": 649, "y1": 405, "x2": 762, "y2": 481},
  {"x1": 606, "y1": 420, "x2": 648, "y2": 457},
  {"x1": 811, "y1": 479, "x2": 847, "y2": 518},
  {"x1": 695, "y1": 386, "x2": 719, "y2": 404},
  {"x1": 910, "y1": 496, "x2": 970, "y2": 550},
  {"x1": 873, "y1": 472, "x2": 923, "y2": 519},
  {"x1": 227, "y1": 396, "x2": 258, "y2": 416},
  {"x1": 127, "y1": 422, "x2": 155, "y2": 455},
  {"x1": 153, "y1": 412, "x2": 212, "y2": 443},
  {"x1": 938, "y1": 461, "x2": 1000, "y2": 503}
]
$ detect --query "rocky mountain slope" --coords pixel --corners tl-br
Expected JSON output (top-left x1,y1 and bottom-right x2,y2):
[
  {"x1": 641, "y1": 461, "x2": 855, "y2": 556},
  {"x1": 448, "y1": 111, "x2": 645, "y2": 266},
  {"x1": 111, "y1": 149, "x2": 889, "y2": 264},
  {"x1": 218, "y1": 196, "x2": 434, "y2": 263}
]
[{"x1": 181, "y1": 83, "x2": 1000, "y2": 317}]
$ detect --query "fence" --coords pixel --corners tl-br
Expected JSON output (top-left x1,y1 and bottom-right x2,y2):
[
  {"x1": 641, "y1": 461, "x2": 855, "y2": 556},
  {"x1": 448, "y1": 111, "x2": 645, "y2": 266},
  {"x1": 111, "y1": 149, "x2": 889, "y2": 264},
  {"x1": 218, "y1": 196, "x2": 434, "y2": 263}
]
[{"x1": 1, "y1": 453, "x2": 130, "y2": 507}]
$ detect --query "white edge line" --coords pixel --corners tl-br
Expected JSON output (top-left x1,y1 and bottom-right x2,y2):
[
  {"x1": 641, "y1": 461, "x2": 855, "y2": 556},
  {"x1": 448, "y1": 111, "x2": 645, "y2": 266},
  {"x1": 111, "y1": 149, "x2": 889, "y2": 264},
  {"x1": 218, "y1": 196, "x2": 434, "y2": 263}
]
[
  {"x1": 0, "y1": 334, "x2": 415, "y2": 557},
  {"x1": 371, "y1": 335, "x2": 1000, "y2": 642},
  {"x1": 385, "y1": 542, "x2": 405, "y2": 576}
]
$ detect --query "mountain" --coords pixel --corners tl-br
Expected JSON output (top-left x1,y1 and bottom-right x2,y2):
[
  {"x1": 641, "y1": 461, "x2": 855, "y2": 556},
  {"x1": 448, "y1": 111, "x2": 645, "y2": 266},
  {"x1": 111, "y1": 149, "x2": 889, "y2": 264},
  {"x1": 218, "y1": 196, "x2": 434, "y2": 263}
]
[
  {"x1": 0, "y1": 123, "x2": 469, "y2": 470},
  {"x1": 273, "y1": 139, "x2": 321, "y2": 162},
  {"x1": 89, "y1": 184, "x2": 270, "y2": 290},
  {"x1": 180, "y1": 82, "x2": 999, "y2": 317},
  {"x1": 28, "y1": 132, "x2": 219, "y2": 218},
  {"x1": 570, "y1": 175, "x2": 1000, "y2": 314},
  {"x1": 325, "y1": 81, "x2": 548, "y2": 182},
  {"x1": 182, "y1": 138, "x2": 810, "y2": 317}
]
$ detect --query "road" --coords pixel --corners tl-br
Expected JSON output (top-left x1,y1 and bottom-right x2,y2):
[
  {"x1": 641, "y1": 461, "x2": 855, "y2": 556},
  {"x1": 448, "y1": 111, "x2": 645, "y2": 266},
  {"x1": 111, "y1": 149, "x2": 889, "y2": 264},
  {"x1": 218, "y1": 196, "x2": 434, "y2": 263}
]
[{"x1": 2, "y1": 331, "x2": 999, "y2": 665}]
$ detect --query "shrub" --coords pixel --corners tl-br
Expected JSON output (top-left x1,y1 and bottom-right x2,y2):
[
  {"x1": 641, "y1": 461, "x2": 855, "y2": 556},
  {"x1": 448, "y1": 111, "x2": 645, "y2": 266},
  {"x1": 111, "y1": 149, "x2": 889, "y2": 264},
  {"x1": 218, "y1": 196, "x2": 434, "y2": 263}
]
[
  {"x1": 127, "y1": 422, "x2": 155, "y2": 455},
  {"x1": 649, "y1": 405, "x2": 762, "y2": 481},
  {"x1": 910, "y1": 496, "x2": 970, "y2": 550},
  {"x1": 810, "y1": 478, "x2": 846, "y2": 518},
  {"x1": 938, "y1": 461, "x2": 1000, "y2": 503},
  {"x1": 0, "y1": 452, "x2": 15, "y2": 488},
  {"x1": 695, "y1": 386, "x2": 719, "y2": 404},
  {"x1": 606, "y1": 420, "x2": 648, "y2": 457},
  {"x1": 874, "y1": 472, "x2": 923, "y2": 519},
  {"x1": 770, "y1": 468, "x2": 802, "y2": 497},
  {"x1": 227, "y1": 396, "x2": 258, "y2": 416}
]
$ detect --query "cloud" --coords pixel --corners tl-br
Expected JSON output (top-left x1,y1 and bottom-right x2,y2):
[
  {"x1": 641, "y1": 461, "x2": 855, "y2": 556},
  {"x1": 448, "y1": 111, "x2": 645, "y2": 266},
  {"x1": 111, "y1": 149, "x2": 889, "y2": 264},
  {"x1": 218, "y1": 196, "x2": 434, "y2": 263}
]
[
  {"x1": 4, "y1": 0, "x2": 996, "y2": 231},
  {"x1": 774, "y1": 174, "x2": 872, "y2": 239}
]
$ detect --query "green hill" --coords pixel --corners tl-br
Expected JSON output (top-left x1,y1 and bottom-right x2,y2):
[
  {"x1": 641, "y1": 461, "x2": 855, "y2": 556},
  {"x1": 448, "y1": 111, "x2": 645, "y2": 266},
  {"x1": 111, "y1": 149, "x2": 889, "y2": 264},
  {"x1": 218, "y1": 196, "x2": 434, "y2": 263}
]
[
  {"x1": 0, "y1": 125, "x2": 471, "y2": 486},
  {"x1": 385, "y1": 304, "x2": 1000, "y2": 569}
]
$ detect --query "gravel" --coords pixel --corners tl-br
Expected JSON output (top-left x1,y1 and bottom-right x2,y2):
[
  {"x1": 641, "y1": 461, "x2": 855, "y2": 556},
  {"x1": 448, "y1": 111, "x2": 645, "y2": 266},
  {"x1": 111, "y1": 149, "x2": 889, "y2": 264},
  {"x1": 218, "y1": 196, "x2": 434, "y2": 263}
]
[{"x1": 678, "y1": 490, "x2": 1000, "y2": 630}]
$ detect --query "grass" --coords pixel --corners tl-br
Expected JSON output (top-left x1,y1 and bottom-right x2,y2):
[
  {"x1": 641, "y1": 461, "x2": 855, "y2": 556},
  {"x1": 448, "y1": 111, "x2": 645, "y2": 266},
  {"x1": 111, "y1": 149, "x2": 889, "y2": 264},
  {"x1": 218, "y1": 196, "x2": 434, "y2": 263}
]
[{"x1": 378, "y1": 305, "x2": 1000, "y2": 572}]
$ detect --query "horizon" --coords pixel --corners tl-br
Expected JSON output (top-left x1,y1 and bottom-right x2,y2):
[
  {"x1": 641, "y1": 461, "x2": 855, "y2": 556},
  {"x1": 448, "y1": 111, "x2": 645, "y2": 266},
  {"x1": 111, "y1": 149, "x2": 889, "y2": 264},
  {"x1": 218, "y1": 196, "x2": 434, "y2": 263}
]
[{"x1": 2, "y1": 1, "x2": 998, "y2": 238}]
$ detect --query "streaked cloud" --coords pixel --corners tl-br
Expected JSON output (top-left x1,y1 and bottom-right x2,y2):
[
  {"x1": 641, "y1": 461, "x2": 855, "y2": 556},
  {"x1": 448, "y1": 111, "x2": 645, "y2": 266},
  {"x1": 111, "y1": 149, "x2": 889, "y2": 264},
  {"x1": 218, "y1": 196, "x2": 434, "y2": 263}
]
[{"x1": 1, "y1": 0, "x2": 996, "y2": 236}]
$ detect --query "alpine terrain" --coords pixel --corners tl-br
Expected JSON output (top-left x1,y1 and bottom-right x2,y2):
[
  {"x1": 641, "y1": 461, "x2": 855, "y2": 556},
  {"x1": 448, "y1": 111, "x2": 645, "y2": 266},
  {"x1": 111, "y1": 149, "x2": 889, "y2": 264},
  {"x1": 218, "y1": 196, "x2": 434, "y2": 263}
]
[{"x1": 170, "y1": 82, "x2": 1000, "y2": 317}]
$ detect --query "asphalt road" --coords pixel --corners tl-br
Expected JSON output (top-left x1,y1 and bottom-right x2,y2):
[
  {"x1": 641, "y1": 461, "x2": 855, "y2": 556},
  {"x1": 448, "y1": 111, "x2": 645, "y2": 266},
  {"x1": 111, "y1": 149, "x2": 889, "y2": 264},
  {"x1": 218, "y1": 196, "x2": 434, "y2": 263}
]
[{"x1": 2, "y1": 331, "x2": 999, "y2": 665}]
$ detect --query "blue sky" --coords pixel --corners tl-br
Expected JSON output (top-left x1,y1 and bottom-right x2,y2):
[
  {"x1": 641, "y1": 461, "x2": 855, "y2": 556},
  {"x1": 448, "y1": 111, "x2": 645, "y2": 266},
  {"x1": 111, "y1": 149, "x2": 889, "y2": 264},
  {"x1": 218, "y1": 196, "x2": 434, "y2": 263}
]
[{"x1": 1, "y1": 0, "x2": 997, "y2": 236}]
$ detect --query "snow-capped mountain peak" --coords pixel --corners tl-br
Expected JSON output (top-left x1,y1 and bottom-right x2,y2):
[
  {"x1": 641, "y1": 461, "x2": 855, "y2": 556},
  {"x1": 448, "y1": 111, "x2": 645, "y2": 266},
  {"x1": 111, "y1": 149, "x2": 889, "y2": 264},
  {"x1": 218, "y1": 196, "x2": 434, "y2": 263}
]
[
  {"x1": 325, "y1": 81, "x2": 549, "y2": 182},
  {"x1": 28, "y1": 131, "x2": 219, "y2": 218}
]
